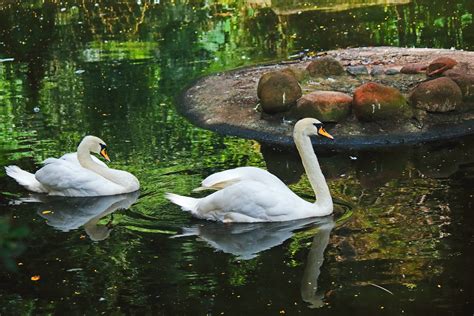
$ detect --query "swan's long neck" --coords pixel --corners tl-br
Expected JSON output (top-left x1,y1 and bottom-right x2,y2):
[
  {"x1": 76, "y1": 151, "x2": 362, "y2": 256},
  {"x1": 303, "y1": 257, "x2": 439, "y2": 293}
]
[
  {"x1": 294, "y1": 132, "x2": 333, "y2": 212},
  {"x1": 77, "y1": 142, "x2": 117, "y2": 182}
]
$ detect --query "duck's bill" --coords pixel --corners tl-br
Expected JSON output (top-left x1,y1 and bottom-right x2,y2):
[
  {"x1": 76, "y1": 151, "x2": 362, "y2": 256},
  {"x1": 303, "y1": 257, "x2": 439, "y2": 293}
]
[
  {"x1": 100, "y1": 148, "x2": 111, "y2": 162},
  {"x1": 318, "y1": 127, "x2": 334, "y2": 140}
]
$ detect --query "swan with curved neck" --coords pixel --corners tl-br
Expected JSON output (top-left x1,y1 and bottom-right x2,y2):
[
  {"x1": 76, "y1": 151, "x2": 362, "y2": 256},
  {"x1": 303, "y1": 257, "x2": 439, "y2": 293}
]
[
  {"x1": 166, "y1": 118, "x2": 333, "y2": 222},
  {"x1": 5, "y1": 135, "x2": 139, "y2": 197}
]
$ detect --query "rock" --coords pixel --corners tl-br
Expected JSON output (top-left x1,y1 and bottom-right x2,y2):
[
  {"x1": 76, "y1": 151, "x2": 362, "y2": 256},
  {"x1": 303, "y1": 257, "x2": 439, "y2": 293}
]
[
  {"x1": 257, "y1": 72, "x2": 272, "y2": 99},
  {"x1": 281, "y1": 67, "x2": 309, "y2": 83},
  {"x1": 452, "y1": 62, "x2": 470, "y2": 73},
  {"x1": 409, "y1": 77, "x2": 462, "y2": 112},
  {"x1": 306, "y1": 56, "x2": 345, "y2": 77},
  {"x1": 257, "y1": 71, "x2": 302, "y2": 114},
  {"x1": 385, "y1": 68, "x2": 400, "y2": 75},
  {"x1": 444, "y1": 70, "x2": 474, "y2": 101},
  {"x1": 346, "y1": 65, "x2": 369, "y2": 76},
  {"x1": 426, "y1": 57, "x2": 458, "y2": 77},
  {"x1": 293, "y1": 91, "x2": 352, "y2": 122},
  {"x1": 400, "y1": 63, "x2": 428, "y2": 74},
  {"x1": 352, "y1": 82, "x2": 411, "y2": 121},
  {"x1": 370, "y1": 66, "x2": 385, "y2": 76}
]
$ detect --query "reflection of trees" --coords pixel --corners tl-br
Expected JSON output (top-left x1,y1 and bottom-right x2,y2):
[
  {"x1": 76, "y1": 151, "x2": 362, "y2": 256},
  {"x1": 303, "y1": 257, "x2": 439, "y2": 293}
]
[
  {"x1": 284, "y1": 0, "x2": 473, "y2": 51},
  {"x1": 0, "y1": 3, "x2": 56, "y2": 102},
  {"x1": 248, "y1": 0, "x2": 412, "y2": 14}
]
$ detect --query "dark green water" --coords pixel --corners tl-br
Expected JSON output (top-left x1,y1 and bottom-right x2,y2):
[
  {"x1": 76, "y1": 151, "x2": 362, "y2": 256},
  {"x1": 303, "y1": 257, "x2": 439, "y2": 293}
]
[{"x1": 1, "y1": 1, "x2": 473, "y2": 314}]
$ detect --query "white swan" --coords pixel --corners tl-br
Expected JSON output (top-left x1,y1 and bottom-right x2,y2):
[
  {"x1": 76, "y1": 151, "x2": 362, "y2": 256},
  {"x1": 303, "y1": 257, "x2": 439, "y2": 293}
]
[
  {"x1": 5, "y1": 135, "x2": 139, "y2": 197},
  {"x1": 166, "y1": 118, "x2": 334, "y2": 222}
]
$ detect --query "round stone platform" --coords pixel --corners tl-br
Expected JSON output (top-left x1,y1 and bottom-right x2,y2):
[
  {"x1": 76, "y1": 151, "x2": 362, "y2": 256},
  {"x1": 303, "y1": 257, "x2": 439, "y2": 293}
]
[{"x1": 178, "y1": 47, "x2": 474, "y2": 149}]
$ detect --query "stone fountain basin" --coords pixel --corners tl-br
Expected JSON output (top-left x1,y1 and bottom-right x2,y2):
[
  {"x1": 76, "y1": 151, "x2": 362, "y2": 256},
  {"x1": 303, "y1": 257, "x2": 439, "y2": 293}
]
[{"x1": 178, "y1": 47, "x2": 474, "y2": 149}]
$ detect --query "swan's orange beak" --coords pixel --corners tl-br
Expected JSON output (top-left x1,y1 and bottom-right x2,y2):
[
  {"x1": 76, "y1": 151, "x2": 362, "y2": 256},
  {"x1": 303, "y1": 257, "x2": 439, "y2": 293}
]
[
  {"x1": 318, "y1": 127, "x2": 334, "y2": 140},
  {"x1": 100, "y1": 148, "x2": 111, "y2": 162}
]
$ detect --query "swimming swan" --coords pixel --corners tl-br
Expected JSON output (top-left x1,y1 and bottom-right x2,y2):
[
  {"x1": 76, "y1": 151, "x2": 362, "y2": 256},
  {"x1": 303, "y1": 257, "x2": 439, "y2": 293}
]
[
  {"x1": 5, "y1": 136, "x2": 139, "y2": 197},
  {"x1": 166, "y1": 118, "x2": 334, "y2": 222}
]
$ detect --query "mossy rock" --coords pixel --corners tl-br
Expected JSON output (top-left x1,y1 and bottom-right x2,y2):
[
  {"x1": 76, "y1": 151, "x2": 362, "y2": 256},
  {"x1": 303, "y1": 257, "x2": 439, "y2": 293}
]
[
  {"x1": 257, "y1": 71, "x2": 302, "y2": 114},
  {"x1": 281, "y1": 67, "x2": 309, "y2": 83},
  {"x1": 306, "y1": 56, "x2": 345, "y2": 77},
  {"x1": 409, "y1": 77, "x2": 463, "y2": 112},
  {"x1": 353, "y1": 82, "x2": 412, "y2": 121},
  {"x1": 293, "y1": 91, "x2": 352, "y2": 122}
]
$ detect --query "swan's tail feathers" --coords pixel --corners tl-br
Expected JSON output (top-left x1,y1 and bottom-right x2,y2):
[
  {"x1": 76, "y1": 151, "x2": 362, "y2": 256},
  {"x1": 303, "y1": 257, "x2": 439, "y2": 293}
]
[
  {"x1": 165, "y1": 193, "x2": 199, "y2": 212},
  {"x1": 4, "y1": 166, "x2": 47, "y2": 193}
]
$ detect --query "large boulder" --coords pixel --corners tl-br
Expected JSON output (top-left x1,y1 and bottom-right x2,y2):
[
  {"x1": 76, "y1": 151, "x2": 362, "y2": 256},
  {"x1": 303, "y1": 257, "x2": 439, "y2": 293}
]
[
  {"x1": 306, "y1": 56, "x2": 345, "y2": 77},
  {"x1": 409, "y1": 77, "x2": 463, "y2": 112},
  {"x1": 426, "y1": 57, "x2": 458, "y2": 77},
  {"x1": 444, "y1": 70, "x2": 474, "y2": 102},
  {"x1": 281, "y1": 67, "x2": 309, "y2": 83},
  {"x1": 257, "y1": 71, "x2": 302, "y2": 114},
  {"x1": 293, "y1": 91, "x2": 352, "y2": 122},
  {"x1": 352, "y1": 82, "x2": 411, "y2": 121}
]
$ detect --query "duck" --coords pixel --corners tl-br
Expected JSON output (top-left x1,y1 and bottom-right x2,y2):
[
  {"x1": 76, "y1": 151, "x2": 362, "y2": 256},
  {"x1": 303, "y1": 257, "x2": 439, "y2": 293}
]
[
  {"x1": 5, "y1": 135, "x2": 139, "y2": 197},
  {"x1": 166, "y1": 118, "x2": 334, "y2": 222}
]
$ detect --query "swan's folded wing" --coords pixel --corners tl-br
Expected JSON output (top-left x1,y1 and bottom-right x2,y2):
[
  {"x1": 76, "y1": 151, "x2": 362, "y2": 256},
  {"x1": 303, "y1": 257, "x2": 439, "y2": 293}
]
[
  {"x1": 35, "y1": 159, "x2": 121, "y2": 196},
  {"x1": 196, "y1": 169, "x2": 242, "y2": 191},
  {"x1": 197, "y1": 167, "x2": 285, "y2": 192},
  {"x1": 58, "y1": 152, "x2": 108, "y2": 168}
]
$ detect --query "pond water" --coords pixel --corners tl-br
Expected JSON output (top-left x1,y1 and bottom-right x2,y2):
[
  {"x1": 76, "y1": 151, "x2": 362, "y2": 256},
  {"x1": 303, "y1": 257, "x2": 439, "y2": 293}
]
[{"x1": 1, "y1": 1, "x2": 474, "y2": 314}]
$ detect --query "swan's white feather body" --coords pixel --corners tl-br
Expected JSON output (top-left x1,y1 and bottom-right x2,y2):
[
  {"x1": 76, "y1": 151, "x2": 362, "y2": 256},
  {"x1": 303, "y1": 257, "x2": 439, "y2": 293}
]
[{"x1": 35, "y1": 158, "x2": 128, "y2": 196}]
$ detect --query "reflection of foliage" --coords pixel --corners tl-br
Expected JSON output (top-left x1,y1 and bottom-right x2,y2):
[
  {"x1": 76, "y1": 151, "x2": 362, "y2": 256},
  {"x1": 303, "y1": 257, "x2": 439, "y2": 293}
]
[
  {"x1": 228, "y1": 258, "x2": 260, "y2": 286},
  {"x1": 0, "y1": 217, "x2": 29, "y2": 271},
  {"x1": 0, "y1": 85, "x2": 37, "y2": 165},
  {"x1": 284, "y1": 165, "x2": 453, "y2": 286}
]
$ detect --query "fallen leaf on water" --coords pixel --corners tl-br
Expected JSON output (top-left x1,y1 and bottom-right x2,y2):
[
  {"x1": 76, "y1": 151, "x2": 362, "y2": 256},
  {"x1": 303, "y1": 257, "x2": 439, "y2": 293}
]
[
  {"x1": 31, "y1": 275, "x2": 40, "y2": 281},
  {"x1": 42, "y1": 210, "x2": 52, "y2": 215}
]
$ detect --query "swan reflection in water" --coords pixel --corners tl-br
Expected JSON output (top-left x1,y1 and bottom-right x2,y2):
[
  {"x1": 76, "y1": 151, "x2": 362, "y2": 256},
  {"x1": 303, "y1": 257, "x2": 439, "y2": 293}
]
[
  {"x1": 175, "y1": 216, "x2": 335, "y2": 308},
  {"x1": 19, "y1": 191, "x2": 140, "y2": 241}
]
